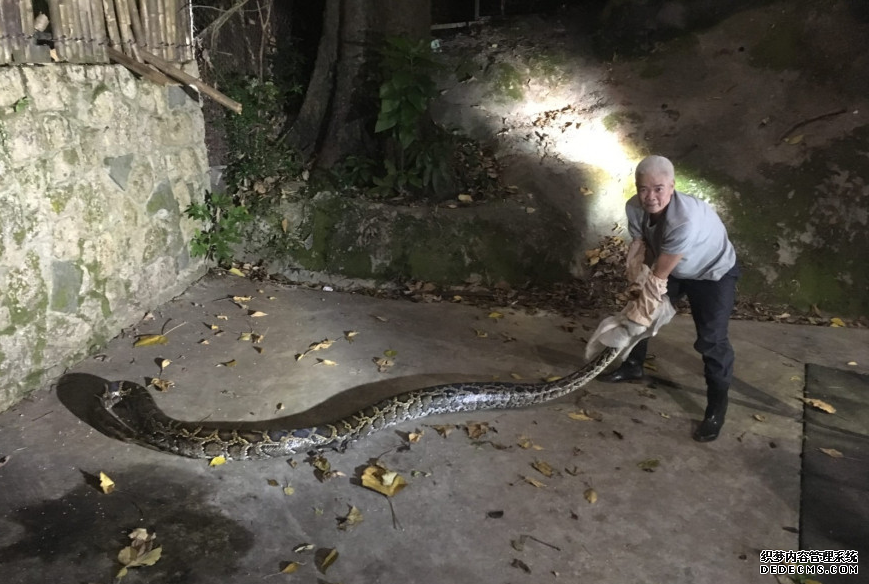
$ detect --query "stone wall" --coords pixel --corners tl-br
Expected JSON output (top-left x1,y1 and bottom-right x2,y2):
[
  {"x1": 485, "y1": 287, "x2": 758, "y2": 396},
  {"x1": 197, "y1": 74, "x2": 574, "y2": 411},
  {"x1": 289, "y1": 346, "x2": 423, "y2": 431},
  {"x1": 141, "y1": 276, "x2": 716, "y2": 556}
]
[{"x1": 0, "y1": 64, "x2": 208, "y2": 412}]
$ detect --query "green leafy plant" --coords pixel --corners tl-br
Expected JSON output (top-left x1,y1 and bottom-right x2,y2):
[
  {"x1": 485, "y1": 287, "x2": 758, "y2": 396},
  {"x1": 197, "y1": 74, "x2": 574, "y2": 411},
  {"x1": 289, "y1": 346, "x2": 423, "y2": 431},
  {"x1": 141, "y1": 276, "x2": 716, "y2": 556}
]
[
  {"x1": 370, "y1": 36, "x2": 451, "y2": 198},
  {"x1": 185, "y1": 192, "x2": 251, "y2": 265},
  {"x1": 221, "y1": 76, "x2": 302, "y2": 193}
]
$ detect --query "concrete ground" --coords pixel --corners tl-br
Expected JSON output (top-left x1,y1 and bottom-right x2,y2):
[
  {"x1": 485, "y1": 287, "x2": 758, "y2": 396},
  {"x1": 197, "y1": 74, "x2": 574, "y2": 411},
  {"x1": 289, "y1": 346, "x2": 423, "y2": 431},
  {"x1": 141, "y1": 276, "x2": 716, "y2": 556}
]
[{"x1": 0, "y1": 273, "x2": 867, "y2": 584}]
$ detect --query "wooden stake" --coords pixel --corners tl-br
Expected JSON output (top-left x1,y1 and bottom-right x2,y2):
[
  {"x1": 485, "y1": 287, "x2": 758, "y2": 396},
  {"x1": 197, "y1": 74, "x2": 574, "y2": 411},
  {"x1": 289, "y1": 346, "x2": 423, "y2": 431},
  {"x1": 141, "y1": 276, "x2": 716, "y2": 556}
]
[
  {"x1": 139, "y1": 47, "x2": 243, "y2": 114},
  {"x1": 113, "y1": 0, "x2": 135, "y2": 57},
  {"x1": 107, "y1": 46, "x2": 172, "y2": 84}
]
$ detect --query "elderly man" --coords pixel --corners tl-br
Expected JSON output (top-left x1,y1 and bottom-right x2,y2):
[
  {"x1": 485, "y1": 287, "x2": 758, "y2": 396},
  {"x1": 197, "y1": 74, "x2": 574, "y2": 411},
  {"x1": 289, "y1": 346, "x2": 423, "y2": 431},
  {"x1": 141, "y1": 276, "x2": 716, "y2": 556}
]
[{"x1": 600, "y1": 155, "x2": 739, "y2": 442}]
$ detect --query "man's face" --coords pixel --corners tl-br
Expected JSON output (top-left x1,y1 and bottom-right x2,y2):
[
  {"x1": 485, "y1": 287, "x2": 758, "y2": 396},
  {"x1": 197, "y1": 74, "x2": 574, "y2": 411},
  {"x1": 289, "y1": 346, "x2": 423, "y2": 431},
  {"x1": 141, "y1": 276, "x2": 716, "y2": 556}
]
[{"x1": 636, "y1": 172, "x2": 674, "y2": 216}]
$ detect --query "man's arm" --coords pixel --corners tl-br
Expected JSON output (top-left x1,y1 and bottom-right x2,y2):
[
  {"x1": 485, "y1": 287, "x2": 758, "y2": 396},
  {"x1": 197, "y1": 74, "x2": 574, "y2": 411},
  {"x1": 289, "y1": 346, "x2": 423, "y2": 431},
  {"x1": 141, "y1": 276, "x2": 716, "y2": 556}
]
[{"x1": 652, "y1": 252, "x2": 683, "y2": 280}]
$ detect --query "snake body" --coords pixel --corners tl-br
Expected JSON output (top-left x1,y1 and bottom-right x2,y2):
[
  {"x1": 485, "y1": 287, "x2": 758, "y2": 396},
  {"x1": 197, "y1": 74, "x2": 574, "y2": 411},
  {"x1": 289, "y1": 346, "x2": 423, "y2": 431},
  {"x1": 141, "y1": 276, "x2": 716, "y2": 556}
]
[{"x1": 100, "y1": 347, "x2": 618, "y2": 461}]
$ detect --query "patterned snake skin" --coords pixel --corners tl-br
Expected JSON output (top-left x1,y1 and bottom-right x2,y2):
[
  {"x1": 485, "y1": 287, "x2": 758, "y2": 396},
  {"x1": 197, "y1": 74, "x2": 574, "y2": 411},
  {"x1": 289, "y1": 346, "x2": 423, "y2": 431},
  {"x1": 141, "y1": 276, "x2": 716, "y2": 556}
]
[{"x1": 99, "y1": 347, "x2": 619, "y2": 461}]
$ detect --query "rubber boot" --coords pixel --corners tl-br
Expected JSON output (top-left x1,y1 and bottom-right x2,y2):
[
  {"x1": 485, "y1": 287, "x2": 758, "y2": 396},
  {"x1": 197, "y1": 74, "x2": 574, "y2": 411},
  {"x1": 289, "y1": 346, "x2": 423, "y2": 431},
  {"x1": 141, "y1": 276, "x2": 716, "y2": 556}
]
[
  {"x1": 598, "y1": 339, "x2": 648, "y2": 383},
  {"x1": 693, "y1": 389, "x2": 728, "y2": 442}
]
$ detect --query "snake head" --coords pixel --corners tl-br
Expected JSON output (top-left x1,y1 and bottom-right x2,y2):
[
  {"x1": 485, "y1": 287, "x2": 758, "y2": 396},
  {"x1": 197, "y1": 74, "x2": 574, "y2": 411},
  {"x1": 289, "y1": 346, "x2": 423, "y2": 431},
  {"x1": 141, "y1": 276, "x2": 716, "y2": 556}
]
[{"x1": 100, "y1": 381, "x2": 130, "y2": 409}]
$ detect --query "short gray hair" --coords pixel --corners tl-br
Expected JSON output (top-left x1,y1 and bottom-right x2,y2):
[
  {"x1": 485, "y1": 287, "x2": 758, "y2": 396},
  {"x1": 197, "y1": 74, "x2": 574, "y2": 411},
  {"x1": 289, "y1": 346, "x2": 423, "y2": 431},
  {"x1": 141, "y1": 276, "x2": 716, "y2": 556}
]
[{"x1": 635, "y1": 155, "x2": 675, "y2": 181}]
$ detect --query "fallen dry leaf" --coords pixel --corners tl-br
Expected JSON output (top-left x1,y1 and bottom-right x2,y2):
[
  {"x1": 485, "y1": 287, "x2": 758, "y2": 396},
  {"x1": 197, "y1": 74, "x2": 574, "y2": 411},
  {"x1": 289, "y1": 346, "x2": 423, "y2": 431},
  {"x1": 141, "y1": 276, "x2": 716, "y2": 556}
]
[
  {"x1": 337, "y1": 505, "x2": 364, "y2": 530},
  {"x1": 99, "y1": 471, "x2": 115, "y2": 494},
  {"x1": 819, "y1": 447, "x2": 843, "y2": 458},
  {"x1": 637, "y1": 458, "x2": 660, "y2": 472},
  {"x1": 801, "y1": 398, "x2": 836, "y2": 414},
  {"x1": 317, "y1": 548, "x2": 338, "y2": 574},
  {"x1": 753, "y1": 414, "x2": 767, "y2": 422},
  {"x1": 584, "y1": 488, "x2": 598, "y2": 504},
  {"x1": 133, "y1": 334, "x2": 168, "y2": 347},
  {"x1": 465, "y1": 421, "x2": 491, "y2": 439},
  {"x1": 568, "y1": 409, "x2": 602, "y2": 421},
  {"x1": 209, "y1": 456, "x2": 227, "y2": 467},
  {"x1": 429, "y1": 424, "x2": 455, "y2": 437},
  {"x1": 361, "y1": 465, "x2": 407, "y2": 497},
  {"x1": 279, "y1": 562, "x2": 300, "y2": 574},
  {"x1": 531, "y1": 460, "x2": 555, "y2": 478},
  {"x1": 523, "y1": 476, "x2": 546, "y2": 488}
]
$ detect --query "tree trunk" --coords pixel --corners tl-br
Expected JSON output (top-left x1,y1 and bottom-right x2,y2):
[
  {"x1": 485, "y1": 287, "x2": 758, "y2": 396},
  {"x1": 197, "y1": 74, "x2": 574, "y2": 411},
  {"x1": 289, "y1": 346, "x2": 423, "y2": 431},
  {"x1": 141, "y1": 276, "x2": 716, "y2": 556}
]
[{"x1": 286, "y1": 0, "x2": 431, "y2": 167}]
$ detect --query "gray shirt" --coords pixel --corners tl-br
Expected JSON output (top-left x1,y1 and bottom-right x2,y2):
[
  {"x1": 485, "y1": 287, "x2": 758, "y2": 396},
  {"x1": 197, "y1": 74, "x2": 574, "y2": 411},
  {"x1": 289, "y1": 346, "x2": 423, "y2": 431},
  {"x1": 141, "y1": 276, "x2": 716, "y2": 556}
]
[{"x1": 626, "y1": 191, "x2": 736, "y2": 281}]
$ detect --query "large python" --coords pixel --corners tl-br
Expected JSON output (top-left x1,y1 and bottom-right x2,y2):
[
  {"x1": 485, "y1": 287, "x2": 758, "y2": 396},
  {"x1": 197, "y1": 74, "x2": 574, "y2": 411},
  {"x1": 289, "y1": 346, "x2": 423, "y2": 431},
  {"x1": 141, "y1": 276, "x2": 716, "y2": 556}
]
[{"x1": 99, "y1": 347, "x2": 619, "y2": 461}]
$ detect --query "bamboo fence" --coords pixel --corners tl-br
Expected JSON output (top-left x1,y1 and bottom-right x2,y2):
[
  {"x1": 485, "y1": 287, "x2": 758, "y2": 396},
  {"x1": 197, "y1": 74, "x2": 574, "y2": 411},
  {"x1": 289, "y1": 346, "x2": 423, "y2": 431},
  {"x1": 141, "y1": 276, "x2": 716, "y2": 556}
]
[{"x1": 0, "y1": 0, "x2": 195, "y2": 65}]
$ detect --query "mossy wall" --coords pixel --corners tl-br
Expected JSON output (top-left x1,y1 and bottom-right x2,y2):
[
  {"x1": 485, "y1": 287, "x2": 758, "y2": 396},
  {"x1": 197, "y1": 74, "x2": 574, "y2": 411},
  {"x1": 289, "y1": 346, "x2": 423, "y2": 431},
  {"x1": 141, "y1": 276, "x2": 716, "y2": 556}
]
[
  {"x1": 243, "y1": 192, "x2": 573, "y2": 288},
  {"x1": 0, "y1": 65, "x2": 208, "y2": 412}
]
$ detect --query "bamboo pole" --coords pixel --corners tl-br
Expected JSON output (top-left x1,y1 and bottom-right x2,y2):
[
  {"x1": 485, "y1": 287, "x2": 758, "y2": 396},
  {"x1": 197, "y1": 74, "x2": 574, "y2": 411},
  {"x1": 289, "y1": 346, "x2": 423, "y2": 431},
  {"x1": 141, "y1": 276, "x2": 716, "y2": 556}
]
[
  {"x1": 126, "y1": 0, "x2": 144, "y2": 51},
  {"x1": 139, "y1": 0, "x2": 151, "y2": 53},
  {"x1": 90, "y1": 0, "x2": 107, "y2": 61},
  {"x1": 4, "y1": 0, "x2": 24, "y2": 61},
  {"x1": 56, "y1": 0, "x2": 72, "y2": 61},
  {"x1": 113, "y1": 0, "x2": 135, "y2": 57},
  {"x1": 47, "y1": 0, "x2": 63, "y2": 60},
  {"x1": 68, "y1": 0, "x2": 82, "y2": 61},
  {"x1": 139, "y1": 47, "x2": 243, "y2": 113},
  {"x1": 0, "y1": 0, "x2": 10, "y2": 64},
  {"x1": 183, "y1": 0, "x2": 193, "y2": 61},
  {"x1": 79, "y1": 0, "x2": 93, "y2": 61},
  {"x1": 145, "y1": 0, "x2": 160, "y2": 55},
  {"x1": 155, "y1": 0, "x2": 165, "y2": 59},
  {"x1": 165, "y1": 0, "x2": 175, "y2": 62},
  {"x1": 101, "y1": 0, "x2": 122, "y2": 52},
  {"x1": 19, "y1": 0, "x2": 34, "y2": 62}
]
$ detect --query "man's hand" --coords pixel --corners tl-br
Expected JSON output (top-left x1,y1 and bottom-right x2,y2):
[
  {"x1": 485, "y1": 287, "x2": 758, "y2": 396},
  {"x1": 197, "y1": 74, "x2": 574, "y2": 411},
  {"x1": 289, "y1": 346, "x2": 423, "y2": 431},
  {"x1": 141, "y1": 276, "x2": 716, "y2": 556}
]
[{"x1": 625, "y1": 271, "x2": 669, "y2": 327}]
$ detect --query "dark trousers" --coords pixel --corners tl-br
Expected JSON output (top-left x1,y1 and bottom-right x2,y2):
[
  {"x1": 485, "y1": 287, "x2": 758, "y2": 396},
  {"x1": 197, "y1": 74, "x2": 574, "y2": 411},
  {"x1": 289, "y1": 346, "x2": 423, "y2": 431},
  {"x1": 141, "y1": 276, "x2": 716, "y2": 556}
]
[{"x1": 629, "y1": 263, "x2": 740, "y2": 393}]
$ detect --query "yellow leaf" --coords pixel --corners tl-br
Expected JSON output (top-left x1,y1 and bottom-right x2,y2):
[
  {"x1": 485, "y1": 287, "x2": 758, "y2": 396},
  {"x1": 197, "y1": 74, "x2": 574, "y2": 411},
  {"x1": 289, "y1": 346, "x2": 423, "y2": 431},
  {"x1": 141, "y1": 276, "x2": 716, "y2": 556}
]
[
  {"x1": 637, "y1": 458, "x2": 660, "y2": 472},
  {"x1": 208, "y1": 323, "x2": 220, "y2": 330},
  {"x1": 830, "y1": 317, "x2": 846, "y2": 327},
  {"x1": 238, "y1": 332, "x2": 252, "y2": 341},
  {"x1": 338, "y1": 505, "x2": 364, "y2": 530},
  {"x1": 430, "y1": 424, "x2": 455, "y2": 437},
  {"x1": 584, "y1": 488, "x2": 598, "y2": 504},
  {"x1": 784, "y1": 134, "x2": 804, "y2": 144},
  {"x1": 383, "y1": 349, "x2": 398, "y2": 358},
  {"x1": 129, "y1": 547, "x2": 162, "y2": 568},
  {"x1": 159, "y1": 359, "x2": 171, "y2": 370},
  {"x1": 531, "y1": 460, "x2": 554, "y2": 478},
  {"x1": 408, "y1": 431, "x2": 423, "y2": 443},
  {"x1": 216, "y1": 315, "x2": 229, "y2": 320},
  {"x1": 802, "y1": 398, "x2": 836, "y2": 414},
  {"x1": 544, "y1": 375, "x2": 562, "y2": 382},
  {"x1": 659, "y1": 412, "x2": 671, "y2": 419},
  {"x1": 209, "y1": 456, "x2": 227, "y2": 466},
  {"x1": 149, "y1": 378, "x2": 174, "y2": 392},
  {"x1": 488, "y1": 311, "x2": 504, "y2": 319},
  {"x1": 99, "y1": 471, "x2": 115, "y2": 494},
  {"x1": 232, "y1": 295, "x2": 252, "y2": 303},
  {"x1": 317, "y1": 548, "x2": 339, "y2": 574},
  {"x1": 361, "y1": 465, "x2": 407, "y2": 497},
  {"x1": 283, "y1": 485, "x2": 295, "y2": 496},
  {"x1": 568, "y1": 409, "x2": 602, "y2": 421},
  {"x1": 133, "y1": 334, "x2": 168, "y2": 347},
  {"x1": 228, "y1": 267, "x2": 245, "y2": 277},
  {"x1": 523, "y1": 476, "x2": 546, "y2": 488},
  {"x1": 280, "y1": 562, "x2": 300, "y2": 574},
  {"x1": 249, "y1": 310, "x2": 268, "y2": 317},
  {"x1": 465, "y1": 421, "x2": 490, "y2": 439},
  {"x1": 510, "y1": 372, "x2": 522, "y2": 380},
  {"x1": 819, "y1": 447, "x2": 843, "y2": 458}
]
